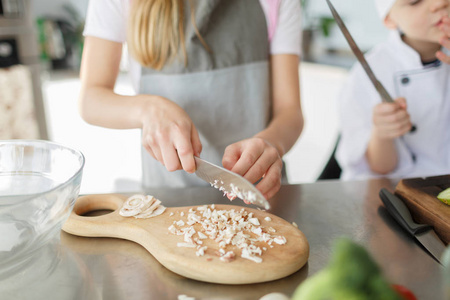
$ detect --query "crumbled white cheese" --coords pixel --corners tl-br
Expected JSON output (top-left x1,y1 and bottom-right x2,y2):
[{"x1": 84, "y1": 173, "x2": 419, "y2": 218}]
[
  {"x1": 249, "y1": 218, "x2": 260, "y2": 226},
  {"x1": 168, "y1": 206, "x2": 287, "y2": 263},
  {"x1": 273, "y1": 236, "x2": 287, "y2": 245}
]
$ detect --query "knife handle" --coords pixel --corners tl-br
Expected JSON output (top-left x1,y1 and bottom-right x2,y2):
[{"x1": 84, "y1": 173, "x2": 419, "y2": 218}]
[{"x1": 379, "y1": 188, "x2": 431, "y2": 235}]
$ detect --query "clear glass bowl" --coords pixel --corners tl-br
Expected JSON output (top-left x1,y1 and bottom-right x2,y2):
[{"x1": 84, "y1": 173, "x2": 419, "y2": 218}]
[{"x1": 0, "y1": 140, "x2": 84, "y2": 273}]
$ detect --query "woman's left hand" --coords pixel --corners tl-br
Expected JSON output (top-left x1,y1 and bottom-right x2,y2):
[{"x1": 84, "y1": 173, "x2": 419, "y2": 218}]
[
  {"x1": 436, "y1": 16, "x2": 450, "y2": 64},
  {"x1": 222, "y1": 137, "x2": 283, "y2": 200}
]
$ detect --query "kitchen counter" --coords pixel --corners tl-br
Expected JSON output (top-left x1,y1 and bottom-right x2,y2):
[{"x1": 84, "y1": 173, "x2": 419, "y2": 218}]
[{"x1": 1, "y1": 179, "x2": 446, "y2": 300}]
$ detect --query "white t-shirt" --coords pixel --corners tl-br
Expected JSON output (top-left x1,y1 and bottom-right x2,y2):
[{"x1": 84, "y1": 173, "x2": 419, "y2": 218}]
[{"x1": 83, "y1": 0, "x2": 302, "y2": 91}]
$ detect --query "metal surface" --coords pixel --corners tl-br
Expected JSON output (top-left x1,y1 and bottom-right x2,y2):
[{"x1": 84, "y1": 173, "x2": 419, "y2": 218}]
[
  {"x1": 325, "y1": 0, "x2": 393, "y2": 103},
  {"x1": 194, "y1": 156, "x2": 270, "y2": 209},
  {"x1": 0, "y1": 178, "x2": 446, "y2": 300}
]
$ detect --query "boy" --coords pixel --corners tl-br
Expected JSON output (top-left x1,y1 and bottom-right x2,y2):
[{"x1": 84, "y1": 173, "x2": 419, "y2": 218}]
[{"x1": 336, "y1": 0, "x2": 450, "y2": 180}]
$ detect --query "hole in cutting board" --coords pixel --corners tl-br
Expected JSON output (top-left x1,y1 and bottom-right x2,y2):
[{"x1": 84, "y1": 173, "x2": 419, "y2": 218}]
[{"x1": 81, "y1": 209, "x2": 114, "y2": 217}]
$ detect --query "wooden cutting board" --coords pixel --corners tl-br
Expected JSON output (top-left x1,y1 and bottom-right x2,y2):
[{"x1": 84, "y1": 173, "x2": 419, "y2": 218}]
[
  {"x1": 395, "y1": 175, "x2": 450, "y2": 244},
  {"x1": 62, "y1": 194, "x2": 309, "y2": 284}
]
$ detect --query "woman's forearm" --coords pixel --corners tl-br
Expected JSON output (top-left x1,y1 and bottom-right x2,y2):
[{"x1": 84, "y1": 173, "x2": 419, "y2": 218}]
[
  {"x1": 254, "y1": 108, "x2": 303, "y2": 157},
  {"x1": 257, "y1": 54, "x2": 303, "y2": 157},
  {"x1": 79, "y1": 86, "x2": 152, "y2": 129}
]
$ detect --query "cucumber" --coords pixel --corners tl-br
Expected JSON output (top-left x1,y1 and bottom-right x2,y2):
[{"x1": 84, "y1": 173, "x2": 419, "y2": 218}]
[{"x1": 437, "y1": 188, "x2": 450, "y2": 205}]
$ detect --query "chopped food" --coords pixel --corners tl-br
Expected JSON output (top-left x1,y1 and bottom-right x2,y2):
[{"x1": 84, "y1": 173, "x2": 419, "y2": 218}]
[
  {"x1": 168, "y1": 205, "x2": 287, "y2": 263},
  {"x1": 437, "y1": 187, "x2": 450, "y2": 205},
  {"x1": 209, "y1": 180, "x2": 257, "y2": 204},
  {"x1": 119, "y1": 194, "x2": 166, "y2": 219}
]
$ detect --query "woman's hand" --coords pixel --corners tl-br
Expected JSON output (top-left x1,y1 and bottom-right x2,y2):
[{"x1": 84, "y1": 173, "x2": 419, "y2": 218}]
[
  {"x1": 436, "y1": 16, "x2": 450, "y2": 64},
  {"x1": 222, "y1": 137, "x2": 283, "y2": 200},
  {"x1": 141, "y1": 96, "x2": 202, "y2": 173},
  {"x1": 372, "y1": 97, "x2": 412, "y2": 140}
]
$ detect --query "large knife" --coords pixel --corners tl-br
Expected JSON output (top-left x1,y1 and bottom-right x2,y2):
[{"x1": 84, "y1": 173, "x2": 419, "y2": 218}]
[
  {"x1": 194, "y1": 156, "x2": 270, "y2": 210},
  {"x1": 326, "y1": 0, "x2": 416, "y2": 132},
  {"x1": 379, "y1": 188, "x2": 446, "y2": 264}
]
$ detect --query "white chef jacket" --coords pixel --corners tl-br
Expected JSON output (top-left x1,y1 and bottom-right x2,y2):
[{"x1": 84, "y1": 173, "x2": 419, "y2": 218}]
[{"x1": 336, "y1": 31, "x2": 450, "y2": 181}]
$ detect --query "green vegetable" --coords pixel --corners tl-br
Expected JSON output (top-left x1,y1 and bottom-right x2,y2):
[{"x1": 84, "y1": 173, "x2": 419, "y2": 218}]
[
  {"x1": 437, "y1": 188, "x2": 450, "y2": 205},
  {"x1": 292, "y1": 239, "x2": 402, "y2": 300}
]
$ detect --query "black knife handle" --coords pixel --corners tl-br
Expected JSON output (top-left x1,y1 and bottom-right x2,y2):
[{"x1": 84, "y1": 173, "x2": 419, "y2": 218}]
[{"x1": 379, "y1": 188, "x2": 431, "y2": 235}]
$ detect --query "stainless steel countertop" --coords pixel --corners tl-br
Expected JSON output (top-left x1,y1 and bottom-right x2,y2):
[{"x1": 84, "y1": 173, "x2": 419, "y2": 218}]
[{"x1": 1, "y1": 178, "x2": 446, "y2": 300}]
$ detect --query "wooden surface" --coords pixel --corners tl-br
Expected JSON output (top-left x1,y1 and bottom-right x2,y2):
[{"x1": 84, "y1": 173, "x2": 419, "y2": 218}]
[
  {"x1": 62, "y1": 194, "x2": 309, "y2": 285},
  {"x1": 395, "y1": 175, "x2": 450, "y2": 244}
]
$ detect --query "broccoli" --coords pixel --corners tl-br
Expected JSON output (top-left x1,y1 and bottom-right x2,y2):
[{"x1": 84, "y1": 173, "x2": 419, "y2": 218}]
[{"x1": 292, "y1": 238, "x2": 402, "y2": 300}]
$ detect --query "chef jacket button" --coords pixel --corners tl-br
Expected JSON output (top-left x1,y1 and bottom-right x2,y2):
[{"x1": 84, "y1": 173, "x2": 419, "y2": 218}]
[{"x1": 401, "y1": 77, "x2": 410, "y2": 85}]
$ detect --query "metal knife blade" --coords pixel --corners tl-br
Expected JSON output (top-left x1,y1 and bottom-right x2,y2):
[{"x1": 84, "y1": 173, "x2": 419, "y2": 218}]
[
  {"x1": 379, "y1": 188, "x2": 446, "y2": 264},
  {"x1": 325, "y1": 0, "x2": 393, "y2": 103},
  {"x1": 194, "y1": 156, "x2": 270, "y2": 210}
]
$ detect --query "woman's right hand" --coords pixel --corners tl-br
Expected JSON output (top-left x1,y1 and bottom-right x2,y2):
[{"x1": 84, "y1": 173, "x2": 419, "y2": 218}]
[
  {"x1": 140, "y1": 96, "x2": 202, "y2": 173},
  {"x1": 372, "y1": 97, "x2": 412, "y2": 140}
]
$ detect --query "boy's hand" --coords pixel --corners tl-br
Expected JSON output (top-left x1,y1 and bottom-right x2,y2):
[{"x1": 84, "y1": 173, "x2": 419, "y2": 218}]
[
  {"x1": 372, "y1": 97, "x2": 412, "y2": 140},
  {"x1": 436, "y1": 16, "x2": 450, "y2": 64}
]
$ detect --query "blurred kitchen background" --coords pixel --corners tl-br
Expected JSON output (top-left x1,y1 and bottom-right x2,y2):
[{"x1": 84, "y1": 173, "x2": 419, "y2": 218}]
[{"x1": 0, "y1": 0, "x2": 389, "y2": 194}]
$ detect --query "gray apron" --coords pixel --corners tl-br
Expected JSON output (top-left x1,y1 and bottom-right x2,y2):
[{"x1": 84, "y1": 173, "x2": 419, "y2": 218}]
[{"x1": 140, "y1": 0, "x2": 270, "y2": 188}]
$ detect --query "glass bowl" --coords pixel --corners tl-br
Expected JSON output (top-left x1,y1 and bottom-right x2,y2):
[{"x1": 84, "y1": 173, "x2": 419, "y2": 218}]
[{"x1": 0, "y1": 140, "x2": 84, "y2": 273}]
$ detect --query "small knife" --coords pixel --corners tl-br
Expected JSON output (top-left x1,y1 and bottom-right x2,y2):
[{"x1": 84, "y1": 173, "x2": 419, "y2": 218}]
[
  {"x1": 194, "y1": 156, "x2": 270, "y2": 210},
  {"x1": 326, "y1": 0, "x2": 417, "y2": 132},
  {"x1": 379, "y1": 188, "x2": 446, "y2": 264}
]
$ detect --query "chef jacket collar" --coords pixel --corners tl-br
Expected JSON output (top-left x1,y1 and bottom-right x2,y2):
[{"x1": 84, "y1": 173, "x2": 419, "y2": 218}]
[
  {"x1": 388, "y1": 30, "x2": 447, "y2": 69},
  {"x1": 388, "y1": 30, "x2": 425, "y2": 69}
]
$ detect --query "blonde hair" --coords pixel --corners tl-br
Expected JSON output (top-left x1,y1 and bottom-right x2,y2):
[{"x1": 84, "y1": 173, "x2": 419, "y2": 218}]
[{"x1": 127, "y1": 0, "x2": 210, "y2": 70}]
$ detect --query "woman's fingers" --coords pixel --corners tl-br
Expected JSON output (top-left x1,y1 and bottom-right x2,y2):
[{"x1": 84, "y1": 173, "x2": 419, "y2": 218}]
[
  {"x1": 229, "y1": 144, "x2": 264, "y2": 179},
  {"x1": 222, "y1": 137, "x2": 283, "y2": 201},
  {"x1": 160, "y1": 141, "x2": 182, "y2": 172},
  {"x1": 143, "y1": 133, "x2": 164, "y2": 164},
  {"x1": 140, "y1": 96, "x2": 203, "y2": 173},
  {"x1": 242, "y1": 147, "x2": 279, "y2": 184},
  {"x1": 191, "y1": 125, "x2": 202, "y2": 158},
  {"x1": 255, "y1": 160, "x2": 282, "y2": 199},
  {"x1": 174, "y1": 126, "x2": 196, "y2": 173},
  {"x1": 222, "y1": 143, "x2": 242, "y2": 171}
]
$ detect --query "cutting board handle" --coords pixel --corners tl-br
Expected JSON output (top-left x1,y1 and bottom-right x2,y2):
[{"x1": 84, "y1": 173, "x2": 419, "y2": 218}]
[
  {"x1": 63, "y1": 194, "x2": 127, "y2": 238},
  {"x1": 379, "y1": 188, "x2": 431, "y2": 235},
  {"x1": 72, "y1": 194, "x2": 124, "y2": 216}
]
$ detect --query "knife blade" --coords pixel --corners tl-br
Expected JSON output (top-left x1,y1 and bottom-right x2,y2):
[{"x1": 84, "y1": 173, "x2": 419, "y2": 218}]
[
  {"x1": 379, "y1": 188, "x2": 446, "y2": 264},
  {"x1": 326, "y1": 0, "x2": 393, "y2": 103},
  {"x1": 194, "y1": 156, "x2": 270, "y2": 210}
]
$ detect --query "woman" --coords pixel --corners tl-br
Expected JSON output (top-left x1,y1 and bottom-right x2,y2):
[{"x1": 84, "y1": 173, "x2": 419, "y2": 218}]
[{"x1": 79, "y1": 0, "x2": 303, "y2": 200}]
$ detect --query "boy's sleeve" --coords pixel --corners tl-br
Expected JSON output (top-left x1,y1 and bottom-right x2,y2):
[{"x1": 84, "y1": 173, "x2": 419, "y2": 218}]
[
  {"x1": 336, "y1": 64, "x2": 416, "y2": 180},
  {"x1": 83, "y1": 0, "x2": 127, "y2": 43},
  {"x1": 335, "y1": 64, "x2": 377, "y2": 180}
]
